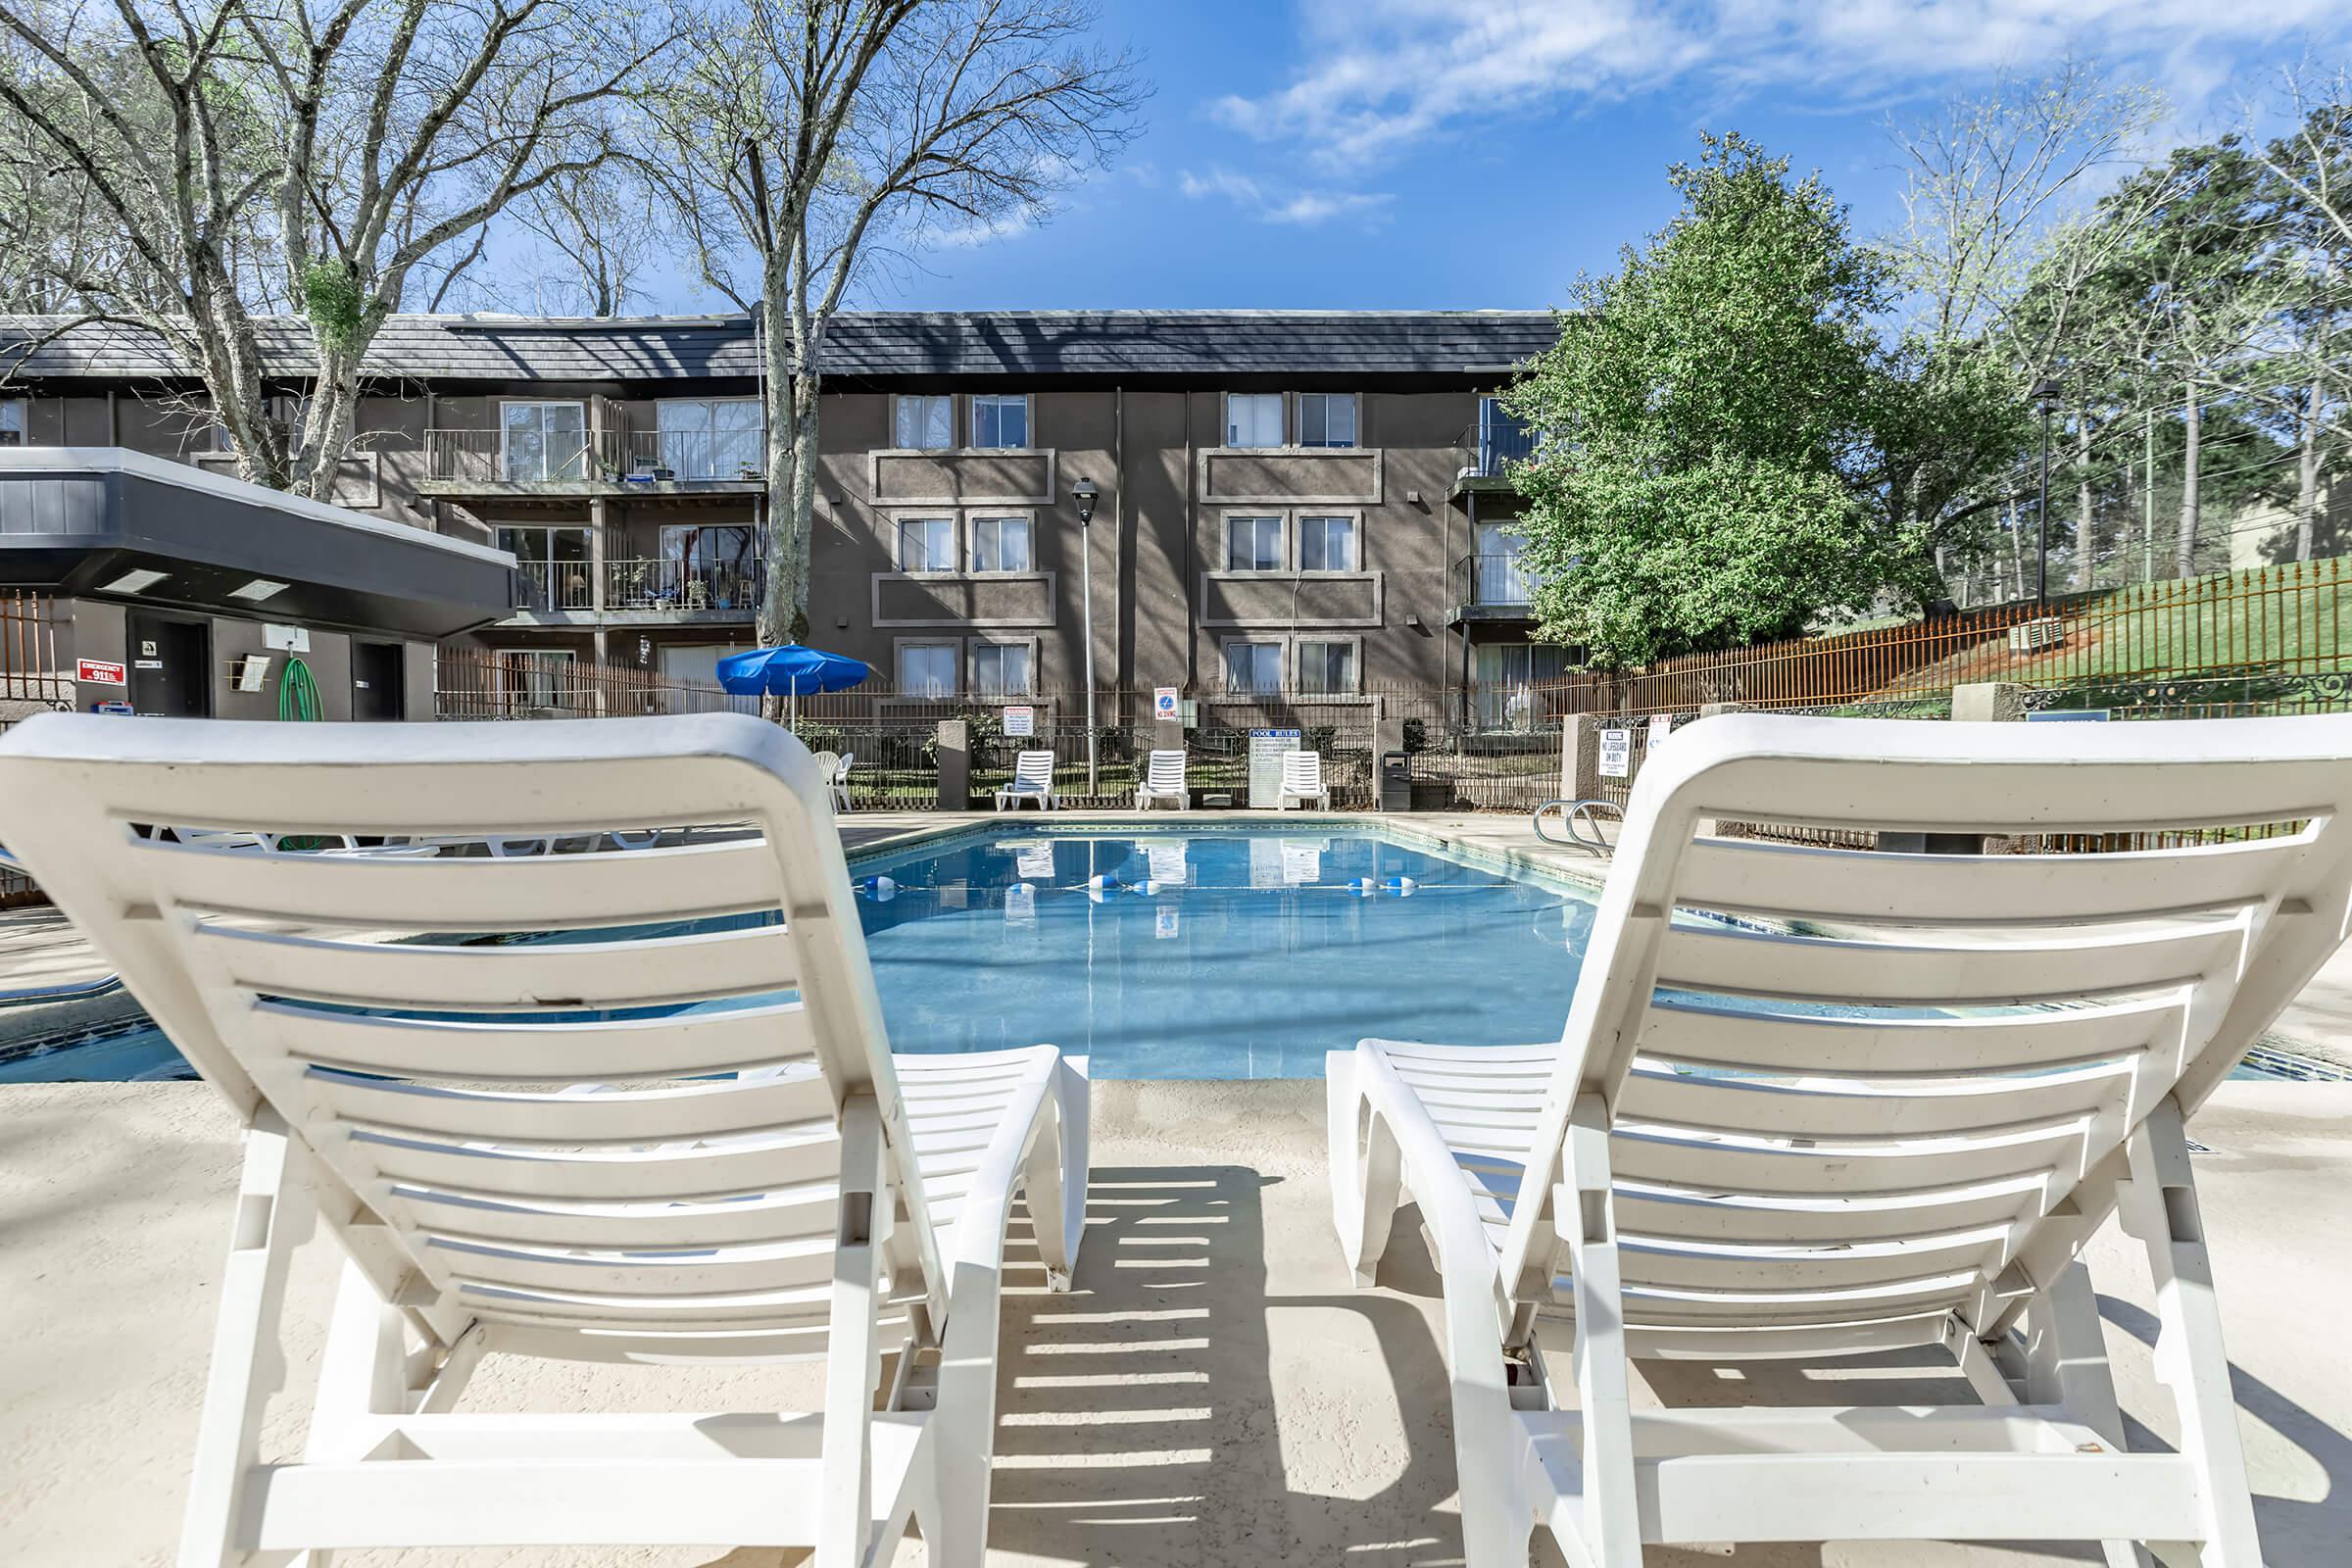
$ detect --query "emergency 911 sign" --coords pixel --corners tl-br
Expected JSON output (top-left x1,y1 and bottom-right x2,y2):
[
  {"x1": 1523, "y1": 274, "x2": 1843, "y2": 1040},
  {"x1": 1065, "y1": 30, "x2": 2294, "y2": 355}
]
[{"x1": 76, "y1": 658, "x2": 126, "y2": 687}]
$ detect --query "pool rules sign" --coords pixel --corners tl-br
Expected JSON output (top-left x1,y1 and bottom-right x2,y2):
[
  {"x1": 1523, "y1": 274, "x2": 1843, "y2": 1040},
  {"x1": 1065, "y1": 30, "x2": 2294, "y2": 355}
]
[{"x1": 1598, "y1": 727, "x2": 1633, "y2": 779}]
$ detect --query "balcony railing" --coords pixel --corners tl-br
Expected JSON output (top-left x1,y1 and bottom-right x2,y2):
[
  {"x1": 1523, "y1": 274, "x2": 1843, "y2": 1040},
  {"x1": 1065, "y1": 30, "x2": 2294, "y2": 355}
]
[
  {"x1": 425, "y1": 427, "x2": 765, "y2": 486},
  {"x1": 1458, "y1": 415, "x2": 1539, "y2": 478},
  {"x1": 514, "y1": 559, "x2": 597, "y2": 612},
  {"x1": 1453, "y1": 552, "x2": 1539, "y2": 608},
  {"x1": 603, "y1": 557, "x2": 763, "y2": 614},
  {"x1": 622, "y1": 429, "x2": 765, "y2": 483}
]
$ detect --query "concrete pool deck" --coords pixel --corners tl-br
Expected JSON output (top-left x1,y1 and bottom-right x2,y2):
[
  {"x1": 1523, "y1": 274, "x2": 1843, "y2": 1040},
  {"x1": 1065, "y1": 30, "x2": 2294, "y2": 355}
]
[{"x1": 2, "y1": 1077, "x2": 2347, "y2": 1566}]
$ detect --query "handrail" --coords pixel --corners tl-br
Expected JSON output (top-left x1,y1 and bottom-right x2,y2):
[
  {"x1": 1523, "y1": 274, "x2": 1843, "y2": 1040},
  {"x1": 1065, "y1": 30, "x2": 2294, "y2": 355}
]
[{"x1": 1532, "y1": 797, "x2": 1621, "y2": 855}]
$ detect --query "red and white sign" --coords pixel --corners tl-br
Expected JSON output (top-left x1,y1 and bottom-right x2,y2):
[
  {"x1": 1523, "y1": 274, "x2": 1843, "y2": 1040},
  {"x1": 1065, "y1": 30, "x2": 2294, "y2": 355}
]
[{"x1": 75, "y1": 658, "x2": 126, "y2": 686}]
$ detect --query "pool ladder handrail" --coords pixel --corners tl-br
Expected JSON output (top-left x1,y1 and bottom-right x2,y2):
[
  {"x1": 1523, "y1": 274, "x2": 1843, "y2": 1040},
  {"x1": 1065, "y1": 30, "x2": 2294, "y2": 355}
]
[{"x1": 1532, "y1": 797, "x2": 1622, "y2": 856}]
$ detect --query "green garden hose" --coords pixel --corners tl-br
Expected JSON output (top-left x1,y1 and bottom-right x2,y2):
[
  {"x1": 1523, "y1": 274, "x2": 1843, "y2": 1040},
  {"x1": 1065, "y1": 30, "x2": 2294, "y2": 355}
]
[{"x1": 277, "y1": 656, "x2": 321, "y2": 721}]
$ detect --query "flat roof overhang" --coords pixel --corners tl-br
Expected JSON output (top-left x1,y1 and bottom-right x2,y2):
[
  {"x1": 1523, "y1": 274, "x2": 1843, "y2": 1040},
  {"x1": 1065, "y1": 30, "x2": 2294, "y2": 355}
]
[{"x1": 0, "y1": 448, "x2": 516, "y2": 639}]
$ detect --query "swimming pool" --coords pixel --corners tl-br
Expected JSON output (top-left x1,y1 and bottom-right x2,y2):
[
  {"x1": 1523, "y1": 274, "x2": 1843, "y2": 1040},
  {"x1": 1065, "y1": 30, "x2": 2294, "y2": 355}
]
[{"x1": 0, "y1": 825, "x2": 2339, "y2": 1083}]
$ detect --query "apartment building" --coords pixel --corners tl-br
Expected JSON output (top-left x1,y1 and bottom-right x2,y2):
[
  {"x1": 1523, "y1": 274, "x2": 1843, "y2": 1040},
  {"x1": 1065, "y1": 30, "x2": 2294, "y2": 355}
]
[{"x1": 0, "y1": 310, "x2": 1563, "y2": 718}]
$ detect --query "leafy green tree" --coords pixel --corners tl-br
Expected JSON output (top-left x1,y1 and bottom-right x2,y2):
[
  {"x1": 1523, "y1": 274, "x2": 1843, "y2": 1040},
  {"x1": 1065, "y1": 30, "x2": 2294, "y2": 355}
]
[{"x1": 1505, "y1": 133, "x2": 1926, "y2": 666}]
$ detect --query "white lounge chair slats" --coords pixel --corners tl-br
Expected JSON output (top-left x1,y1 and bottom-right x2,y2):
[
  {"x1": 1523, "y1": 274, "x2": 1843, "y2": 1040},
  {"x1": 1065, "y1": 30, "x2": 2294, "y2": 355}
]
[
  {"x1": 0, "y1": 712, "x2": 1090, "y2": 1564},
  {"x1": 193, "y1": 923, "x2": 800, "y2": 1009},
  {"x1": 1675, "y1": 832, "x2": 2304, "y2": 924},
  {"x1": 131, "y1": 835, "x2": 782, "y2": 930},
  {"x1": 996, "y1": 749, "x2": 1058, "y2": 810},
  {"x1": 249, "y1": 998, "x2": 820, "y2": 1082},
  {"x1": 1330, "y1": 711, "x2": 2352, "y2": 1567},
  {"x1": 1136, "y1": 749, "x2": 1188, "y2": 809},
  {"x1": 307, "y1": 1062, "x2": 835, "y2": 1143},
  {"x1": 1651, "y1": 915, "x2": 2250, "y2": 1004},
  {"x1": 1277, "y1": 748, "x2": 1330, "y2": 809}
]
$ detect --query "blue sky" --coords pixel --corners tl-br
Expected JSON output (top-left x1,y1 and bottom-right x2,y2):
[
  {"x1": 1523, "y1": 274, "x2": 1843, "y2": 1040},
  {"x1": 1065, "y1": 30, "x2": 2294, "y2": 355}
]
[{"x1": 649, "y1": 1, "x2": 2351, "y2": 316}]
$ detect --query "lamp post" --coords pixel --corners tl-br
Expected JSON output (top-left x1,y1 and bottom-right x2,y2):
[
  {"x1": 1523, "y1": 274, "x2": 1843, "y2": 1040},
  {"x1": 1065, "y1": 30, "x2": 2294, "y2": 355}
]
[
  {"x1": 2031, "y1": 377, "x2": 2062, "y2": 605},
  {"x1": 1073, "y1": 477, "x2": 1100, "y2": 795}
]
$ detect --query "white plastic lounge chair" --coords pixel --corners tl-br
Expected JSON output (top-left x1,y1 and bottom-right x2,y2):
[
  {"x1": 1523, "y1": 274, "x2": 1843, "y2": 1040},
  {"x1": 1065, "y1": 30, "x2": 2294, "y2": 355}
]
[
  {"x1": 833, "y1": 752, "x2": 857, "y2": 813},
  {"x1": 1135, "y1": 749, "x2": 1189, "y2": 810},
  {"x1": 1328, "y1": 711, "x2": 2352, "y2": 1568},
  {"x1": 996, "y1": 749, "x2": 1057, "y2": 811},
  {"x1": 0, "y1": 711, "x2": 1089, "y2": 1567},
  {"x1": 1278, "y1": 749, "x2": 1329, "y2": 810}
]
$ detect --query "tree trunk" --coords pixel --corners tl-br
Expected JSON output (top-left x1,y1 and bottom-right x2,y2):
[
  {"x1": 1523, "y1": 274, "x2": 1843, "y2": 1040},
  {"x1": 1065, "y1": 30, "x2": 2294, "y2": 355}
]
[
  {"x1": 2006, "y1": 500, "x2": 2025, "y2": 603},
  {"x1": 756, "y1": 314, "x2": 816, "y2": 655},
  {"x1": 2300, "y1": 370, "x2": 2323, "y2": 564},
  {"x1": 2075, "y1": 412, "x2": 2092, "y2": 591},
  {"x1": 2176, "y1": 384, "x2": 2200, "y2": 580}
]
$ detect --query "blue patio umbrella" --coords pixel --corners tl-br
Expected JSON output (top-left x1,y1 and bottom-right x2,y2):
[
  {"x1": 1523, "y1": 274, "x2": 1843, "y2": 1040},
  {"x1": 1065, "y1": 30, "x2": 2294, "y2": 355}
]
[{"x1": 716, "y1": 643, "x2": 871, "y2": 727}]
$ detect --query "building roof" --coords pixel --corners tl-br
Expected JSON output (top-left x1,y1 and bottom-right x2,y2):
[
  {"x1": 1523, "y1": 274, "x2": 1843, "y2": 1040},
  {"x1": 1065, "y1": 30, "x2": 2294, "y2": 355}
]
[
  {"x1": 0, "y1": 447, "x2": 514, "y2": 638},
  {"x1": 0, "y1": 310, "x2": 1560, "y2": 384}
]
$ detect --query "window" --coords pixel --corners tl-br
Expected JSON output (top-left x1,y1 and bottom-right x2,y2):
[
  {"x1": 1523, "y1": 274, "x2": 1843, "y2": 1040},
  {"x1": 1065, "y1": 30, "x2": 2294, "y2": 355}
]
[
  {"x1": 1298, "y1": 514, "x2": 1357, "y2": 571},
  {"x1": 972, "y1": 642, "x2": 1032, "y2": 697},
  {"x1": 656, "y1": 525, "x2": 758, "y2": 609},
  {"x1": 971, "y1": 394, "x2": 1028, "y2": 449},
  {"x1": 1478, "y1": 395, "x2": 1534, "y2": 474},
  {"x1": 1474, "y1": 520, "x2": 1535, "y2": 604},
  {"x1": 1225, "y1": 392, "x2": 1283, "y2": 448},
  {"x1": 898, "y1": 642, "x2": 956, "y2": 696},
  {"x1": 0, "y1": 398, "x2": 21, "y2": 446},
  {"x1": 1474, "y1": 642, "x2": 1569, "y2": 729},
  {"x1": 492, "y1": 649, "x2": 574, "y2": 710},
  {"x1": 1225, "y1": 514, "x2": 1283, "y2": 572},
  {"x1": 495, "y1": 525, "x2": 592, "y2": 611},
  {"x1": 970, "y1": 514, "x2": 1032, "y2": 572},
  {"x1": 501, "y1": 401, "x2": 588, "y2": 481},
  {"x1": 1298, "y1": 393, "x2": 1356, "y2": 449},
  {"x1": 1224, "y1": 640, "x2": 1283, "y2": 695},
  {"x1": 894, "y1": 395, "x2": 953, "y2": 450},
  {"x1": 656, "y1": 398, "x2": 761, "y2": 478},
  {"x1": 1298, "y1": 640, "x2": 1357, "y2": 694},
  {"x1": 895, "y1": 516, "x2": 955, "y2": 571}
]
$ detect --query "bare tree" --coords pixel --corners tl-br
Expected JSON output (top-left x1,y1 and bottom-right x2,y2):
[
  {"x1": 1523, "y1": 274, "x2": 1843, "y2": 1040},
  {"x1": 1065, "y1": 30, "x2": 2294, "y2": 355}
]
[
  {"x1": 0, "y1": 0, "x2": 676, "y2": 496},
  {"x1": 645, "y1": 0, "x2": 1143, "y2": 648},
  {"x1": 1884, "y1": 60, "x2": 2165, "y2": 349},
  {"x1": 510, "y1": 161, "x2": 661, "y2": 317}
]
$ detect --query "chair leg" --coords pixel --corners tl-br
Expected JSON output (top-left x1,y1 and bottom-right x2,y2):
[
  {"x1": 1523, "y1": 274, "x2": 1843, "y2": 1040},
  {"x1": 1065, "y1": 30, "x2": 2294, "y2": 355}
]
[
  {"x1": 2014, "y1": 1264, "x2": 2147, "y2": 1568},
  {"x1": 1326, "y1": 1050, "x2": 1403, "y2": 1288},
  {"x1": 1021, "y1": 1054, "x2": 1090, "y2": 1293},
  {"x1": 2120, "y1": 1099, "x2": 2263, "y2": 1568},
  {"x1": 1563, "y1": 1094, "x2": 1642, "y2": 1568},
  {"x1": 179, "y1": 1110, "x2": 316, "y2": 1568}
]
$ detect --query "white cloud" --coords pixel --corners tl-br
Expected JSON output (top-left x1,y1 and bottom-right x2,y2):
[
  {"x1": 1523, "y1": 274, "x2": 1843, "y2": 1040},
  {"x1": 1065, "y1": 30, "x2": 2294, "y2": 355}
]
[
  {"x1": 1178, "y1": 166, "x2": 1395, "y2": 224},
  {"x1": 1214, "y1": 0, "x2": 2350, "y2": 172}
]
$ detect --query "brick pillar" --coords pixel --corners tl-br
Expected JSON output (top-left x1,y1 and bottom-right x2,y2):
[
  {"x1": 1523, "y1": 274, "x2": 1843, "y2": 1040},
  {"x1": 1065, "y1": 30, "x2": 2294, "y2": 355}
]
[
  {"x1": 935, "y1": 719, "x2": 970, "y2": 812},
  {"x1": 1560, "y1": 714, "x2": 1601, "y2": 801}
]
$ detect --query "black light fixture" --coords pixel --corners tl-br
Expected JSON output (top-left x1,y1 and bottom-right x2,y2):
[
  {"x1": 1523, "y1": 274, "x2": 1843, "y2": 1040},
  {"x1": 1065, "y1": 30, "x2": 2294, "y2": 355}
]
[
  {"x1": 1072, "y1": 476, "x2": 1099, "y2": 526},
  {"x1": 2030, "y1": 377, "x2": 2063, "y2": 605}
]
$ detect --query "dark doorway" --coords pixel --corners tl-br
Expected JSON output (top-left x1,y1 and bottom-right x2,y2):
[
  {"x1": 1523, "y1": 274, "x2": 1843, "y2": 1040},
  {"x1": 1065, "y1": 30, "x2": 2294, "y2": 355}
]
[
  {"x1": 126, "y1": 612, "x2": 212, "y2": 717},
  {"x1": 352, "y1": 641, "x2": 406, "y2": 721}
]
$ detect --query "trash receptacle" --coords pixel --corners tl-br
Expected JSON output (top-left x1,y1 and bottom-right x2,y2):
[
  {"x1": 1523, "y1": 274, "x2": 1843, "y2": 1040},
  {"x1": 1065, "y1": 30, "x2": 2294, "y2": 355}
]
[{"x1": 1379, "y1": 751, "x2": 1411, "y2": 811}]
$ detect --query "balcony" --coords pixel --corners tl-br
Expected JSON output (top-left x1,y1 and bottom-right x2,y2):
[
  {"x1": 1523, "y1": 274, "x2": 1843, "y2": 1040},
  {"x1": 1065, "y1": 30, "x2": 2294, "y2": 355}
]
[
  {"x1": 500, "y1": 557, "x2": 762, "y2": 625},
  {"x1": 421, "y1": 427, "x2": 766, "y2": 498},
  {"x1": 603, "y1": 557, "x2": 762, "y2": 618},
  {"x1": 1449, "y1": 413, "x2": 1539, "y2": 502},
  {"x1": 1449, "y1": 552, "x2": 1541, "y2": 624}
]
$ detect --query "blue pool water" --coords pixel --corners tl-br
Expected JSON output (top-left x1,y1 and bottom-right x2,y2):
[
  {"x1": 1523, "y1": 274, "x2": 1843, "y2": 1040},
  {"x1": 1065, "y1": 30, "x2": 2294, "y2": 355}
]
[
  {"x1": 857, "y1": 829, "x2": 1594, "y2": 1077},
  {"x1": 0, "y1": 826, "x2": 2336, "y2": 1083}
]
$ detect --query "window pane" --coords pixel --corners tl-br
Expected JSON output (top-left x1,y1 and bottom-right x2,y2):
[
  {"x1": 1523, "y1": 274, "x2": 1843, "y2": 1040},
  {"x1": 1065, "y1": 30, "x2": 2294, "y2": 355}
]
[
  {"x1": 974, "y1": 395, "x2": 1027, "y2": 449},
  {"x1": 899, "y1": 645, "x2": 956, "y2": 696},
  {"x1": 1227, "y1": 515, "x2": 1282, "y2": 571},
  {"x1": 1299, "y1": 394, "x2": 1355, "y2": 449},
  {"x1": 899, "y1": 517, "x2": 952, "y2": 570},
  {"x1": 0, "y1": 400, "x2": 21, "y2": 445},
  {"x1": 975, "y1": 643, "x2": 1030, "y2": 696},
  {"x1": 1225, "y1": 642, "x2": 1280, "y2": 694},
  {"x1": 1300, "y1": 515, "x2": 1354, "y2": 571},
  {"x1": 1226, "y1": 393, "x2": 1282, "y2": 448},
  {"x1": 896, "y1": 396, "x2": 952, "y2": 449},
  {"x1": 973, "y1": 516, "x2": 1030, "y2": 571},
  {"x1": 1299, "y1": 641, "x2": 1354, "y2": 692}
]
